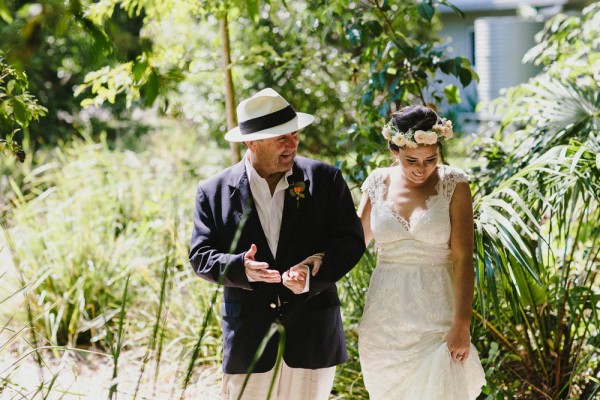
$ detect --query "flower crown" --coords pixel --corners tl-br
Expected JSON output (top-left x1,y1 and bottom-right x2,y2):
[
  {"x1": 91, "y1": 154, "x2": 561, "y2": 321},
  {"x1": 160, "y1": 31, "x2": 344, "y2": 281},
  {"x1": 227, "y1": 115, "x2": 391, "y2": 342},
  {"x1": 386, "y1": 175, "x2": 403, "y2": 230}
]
[{"x1": 381, "y1": 118, "x2": 453, "y2": 148}]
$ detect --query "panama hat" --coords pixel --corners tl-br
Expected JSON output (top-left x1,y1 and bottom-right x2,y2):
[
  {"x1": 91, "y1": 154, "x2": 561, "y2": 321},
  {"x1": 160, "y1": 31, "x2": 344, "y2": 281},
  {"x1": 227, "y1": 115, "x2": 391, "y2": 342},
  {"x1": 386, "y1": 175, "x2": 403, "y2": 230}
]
[{"x1": 224, "y1": 88, "x2": 314, "y2": 142}]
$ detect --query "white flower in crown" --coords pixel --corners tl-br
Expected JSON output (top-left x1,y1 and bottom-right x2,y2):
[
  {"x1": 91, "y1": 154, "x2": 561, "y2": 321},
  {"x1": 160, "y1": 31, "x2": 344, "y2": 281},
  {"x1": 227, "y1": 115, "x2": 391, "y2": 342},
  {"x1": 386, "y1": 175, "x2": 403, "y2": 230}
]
[
  {"x1": 391, "y1": 133, "x2": 407, "y2": 147},
  {"x1": 382, "y1": 126, "x2": 393, "y2": 141},
  {"x1": 404, "y1": 139, "x2": 418, "y2": 148}
]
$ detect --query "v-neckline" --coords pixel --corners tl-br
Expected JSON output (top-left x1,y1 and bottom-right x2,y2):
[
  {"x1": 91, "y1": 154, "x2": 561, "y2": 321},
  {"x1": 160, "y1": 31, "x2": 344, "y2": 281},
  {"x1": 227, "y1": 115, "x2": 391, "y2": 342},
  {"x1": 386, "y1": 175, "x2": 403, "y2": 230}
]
[{"x1": 383, "y1": 166, "x2": 443, "y2": 231}]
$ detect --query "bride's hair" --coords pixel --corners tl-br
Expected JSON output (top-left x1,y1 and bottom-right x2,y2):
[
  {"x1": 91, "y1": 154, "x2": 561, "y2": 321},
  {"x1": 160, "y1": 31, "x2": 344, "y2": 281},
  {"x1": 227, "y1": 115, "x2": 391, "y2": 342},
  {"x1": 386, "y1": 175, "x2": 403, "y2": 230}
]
[{"x1": 388, "y1": 105, "x2": 443, "y2": 152}]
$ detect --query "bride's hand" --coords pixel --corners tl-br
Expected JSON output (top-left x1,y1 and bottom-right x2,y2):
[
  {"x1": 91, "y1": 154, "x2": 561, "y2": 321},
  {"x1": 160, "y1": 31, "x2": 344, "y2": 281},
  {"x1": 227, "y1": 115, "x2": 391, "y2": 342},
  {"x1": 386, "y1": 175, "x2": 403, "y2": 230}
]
[{"x1": 446, "y1": 323, "x2": 471, "y2": 363}]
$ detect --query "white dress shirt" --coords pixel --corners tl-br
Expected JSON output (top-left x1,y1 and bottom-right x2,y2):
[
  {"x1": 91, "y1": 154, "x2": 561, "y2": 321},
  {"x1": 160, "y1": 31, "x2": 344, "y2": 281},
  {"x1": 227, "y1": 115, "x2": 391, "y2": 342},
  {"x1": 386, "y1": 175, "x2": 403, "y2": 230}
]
[{"x1": 244, "y1": 153, "x2": 309, "y2": 292}]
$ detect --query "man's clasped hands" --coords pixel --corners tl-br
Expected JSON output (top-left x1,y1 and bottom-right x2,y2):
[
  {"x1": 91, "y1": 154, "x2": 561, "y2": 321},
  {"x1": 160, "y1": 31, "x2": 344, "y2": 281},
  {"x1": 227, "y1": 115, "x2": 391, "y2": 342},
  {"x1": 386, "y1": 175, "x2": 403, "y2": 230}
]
[{"x1": 243, "y1": 243, "x2": 323, "y2": 294}]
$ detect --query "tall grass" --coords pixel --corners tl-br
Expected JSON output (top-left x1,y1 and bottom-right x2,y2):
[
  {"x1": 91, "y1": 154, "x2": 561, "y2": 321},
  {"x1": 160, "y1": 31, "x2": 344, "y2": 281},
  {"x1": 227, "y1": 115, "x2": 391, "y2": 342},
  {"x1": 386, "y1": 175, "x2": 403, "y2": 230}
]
[
  {"x1": 1, "y1": 123, "x2": 229, "y2": 397},
  {"x1": 333, "y1": 247, "x2": 376, "y2": 399}
]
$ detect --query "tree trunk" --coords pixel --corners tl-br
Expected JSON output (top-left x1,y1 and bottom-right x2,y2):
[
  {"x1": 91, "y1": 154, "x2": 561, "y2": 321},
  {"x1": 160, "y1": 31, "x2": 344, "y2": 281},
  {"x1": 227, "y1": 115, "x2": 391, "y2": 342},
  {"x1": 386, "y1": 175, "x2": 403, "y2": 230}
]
[{"x1": 220, "y1": 15, "x2": 241, "y2": 165}]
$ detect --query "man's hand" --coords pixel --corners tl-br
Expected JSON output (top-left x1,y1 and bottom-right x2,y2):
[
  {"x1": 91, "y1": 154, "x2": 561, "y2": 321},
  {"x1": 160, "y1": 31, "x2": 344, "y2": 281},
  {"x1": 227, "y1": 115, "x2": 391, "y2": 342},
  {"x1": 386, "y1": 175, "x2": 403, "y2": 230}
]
[
  {"x1": 244, "y1": 244, "x2": 281, "y2": 283},
  {"x1": 288, "y1": 253, "x2": 324, "y2": 277},
  {"x1": 282, "y1": 265, "x2": 309, "y2": 294},
  {"x1": 305, "y1": 253, "x2": 324, "y2": 276}
]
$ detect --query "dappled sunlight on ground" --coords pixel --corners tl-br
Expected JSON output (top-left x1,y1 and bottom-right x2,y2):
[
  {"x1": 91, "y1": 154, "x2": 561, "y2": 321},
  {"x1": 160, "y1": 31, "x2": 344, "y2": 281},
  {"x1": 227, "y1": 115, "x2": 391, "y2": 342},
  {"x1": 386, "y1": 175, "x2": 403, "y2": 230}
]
[{"x1": 0, "y1": 341, "x2": 222, "y2": 400}]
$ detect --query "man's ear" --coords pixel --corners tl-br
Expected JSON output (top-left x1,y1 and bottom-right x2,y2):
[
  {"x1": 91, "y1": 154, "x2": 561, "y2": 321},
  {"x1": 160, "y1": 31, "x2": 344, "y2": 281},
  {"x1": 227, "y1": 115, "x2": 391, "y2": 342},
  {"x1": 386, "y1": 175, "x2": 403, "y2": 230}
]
[{"x1": 244, "y1": 141, "x2": 254, "y2": 151}]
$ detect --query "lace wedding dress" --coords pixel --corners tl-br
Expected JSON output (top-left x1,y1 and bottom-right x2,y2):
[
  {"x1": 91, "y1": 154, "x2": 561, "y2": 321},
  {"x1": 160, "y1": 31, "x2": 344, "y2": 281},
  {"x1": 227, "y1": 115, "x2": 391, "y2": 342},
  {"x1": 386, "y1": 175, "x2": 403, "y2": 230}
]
[{"x1": 358, "y1": 165, "x2": 486, "y2": 400}]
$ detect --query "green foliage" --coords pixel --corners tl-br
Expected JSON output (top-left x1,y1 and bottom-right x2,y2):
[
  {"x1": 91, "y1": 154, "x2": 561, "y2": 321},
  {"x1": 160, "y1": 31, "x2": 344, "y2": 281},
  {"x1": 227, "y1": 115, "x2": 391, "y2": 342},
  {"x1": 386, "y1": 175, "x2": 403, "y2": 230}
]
[
  {"x1": 468, "y1": 4, "x2": 600, "y2": 398},
  {"x1": 1, "y1": 123, "x2": 228, "y2": 354},
  {"x1": 67, "y1": 1, "x2": 478, "y2": 167},
  {"x1": 0, "y1": 51, "x2": 47, "y2": 161},
  {"x1": 2, "y1": 1, "x2": 598, "y2": 398},
  {"x1": 334, "y1": 248, "x2": 377, "y2": 399},
  {"x1": 472, "y1": 144, "x2": 599, "y2": 398},
  {"x1": 330, "y1": 0, "x2": 477, "y2": 182},
  {"x1": 0, "y1": 0, "x2": 146, "y2": 146},
  {"x1": 0, "y1": 0, "x2": 479, "y2": 171}
]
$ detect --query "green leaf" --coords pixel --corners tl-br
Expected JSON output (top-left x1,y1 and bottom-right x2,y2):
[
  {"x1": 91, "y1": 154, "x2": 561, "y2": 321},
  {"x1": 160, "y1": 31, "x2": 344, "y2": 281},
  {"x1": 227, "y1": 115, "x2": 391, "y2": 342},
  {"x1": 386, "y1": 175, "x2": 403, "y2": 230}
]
[
  {"x1": 12, "y1": 98, "x2": 28, "y2": 127},
  {"x1": 389, "y1": 74, "x2": 402, "y2": 95},
  {"x1": 459, "y1": 67, "x2": 473, "y2": 87},
  {"x1": 361, "y1": 89, "x2": 374, "y2": 106},
  {"x1": 78, "y1": 17, "x2": 112, "y2": 55},
  {"x1": 245, "y1": 0, "x2": 260, "y2": 23},
  {"x1": 439, "y1": 58, "x2": 460, "y2": 76},
  {"x1": 365, "y1": 20, "x2": 383, "y2": 37},
  {"x1": 378, "y1": 101, "x2": 390, "y2": 117},
  {"x1": 141, "y1": 71, "x2": 159, "y2": 107},
  {"x1": 0, "y1": 2, "x2": 13, "y2": 24},
  {"x1": 437, "y1": 0, "x2": 465, "y2": 18},
  {"x1": 132, "y1": 60, "x2": 148, "y2": 84},
  {"x1": 346, "y1": 24, "x2": 362, "y2": 45},
  {"x1": 417, "y1": 3, "x2": 435, "y2": 21},
  {"x1": 444, "y1": 84, "x2": 460, "y2": 104}
]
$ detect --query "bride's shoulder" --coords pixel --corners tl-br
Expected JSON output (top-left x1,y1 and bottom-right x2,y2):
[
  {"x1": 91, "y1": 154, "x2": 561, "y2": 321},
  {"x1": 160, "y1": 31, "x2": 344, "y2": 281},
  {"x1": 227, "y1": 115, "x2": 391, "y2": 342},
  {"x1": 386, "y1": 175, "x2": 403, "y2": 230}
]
[
  {"x1": 439, "y1": 164, "x2": 468, "y2": 183},
  {"x1": 438, "y1": 165, "x2": 469, "y2": 201},
  {"x1": 361, "y1": 167, "x2": 390, "y2": 195},
  {"x1": 365, "y1": 167, "x2": 392, "y2": 184},
  {"x1": 369, "y1": 167, "x2": 392, "y2": 179}
]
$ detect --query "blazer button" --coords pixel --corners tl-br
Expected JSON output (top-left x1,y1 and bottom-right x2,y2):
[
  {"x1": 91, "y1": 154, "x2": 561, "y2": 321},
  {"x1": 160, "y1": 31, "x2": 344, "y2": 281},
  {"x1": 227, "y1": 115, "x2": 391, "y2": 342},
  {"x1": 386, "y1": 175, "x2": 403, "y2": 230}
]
[{"x1": 269, "y1": 303, "x2": 277, "y2": 309}]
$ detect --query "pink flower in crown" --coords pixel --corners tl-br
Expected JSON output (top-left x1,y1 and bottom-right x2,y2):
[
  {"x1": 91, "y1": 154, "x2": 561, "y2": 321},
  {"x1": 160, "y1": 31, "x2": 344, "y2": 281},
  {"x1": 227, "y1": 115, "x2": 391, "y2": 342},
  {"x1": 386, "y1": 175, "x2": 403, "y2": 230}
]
[
  {"x1": 414, "y1": 130, "x2": 437, "y2": 145},
  {"x1": 425, "y1": 131, "x2": 439, "y2": 144},
  {"x1": 434, "y1": 120, "x2": 453, "y2": 140},
  {"x1": 442, "y1": 128, "x2": 453, "y2": 139}
]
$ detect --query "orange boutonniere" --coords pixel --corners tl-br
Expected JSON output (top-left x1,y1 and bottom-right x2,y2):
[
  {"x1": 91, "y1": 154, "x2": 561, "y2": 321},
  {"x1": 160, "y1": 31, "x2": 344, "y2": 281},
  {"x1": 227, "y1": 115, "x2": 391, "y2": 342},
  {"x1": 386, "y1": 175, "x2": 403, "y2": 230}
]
[{"x1": 288, "y1": 181, "x2": 306, "y2": 209}]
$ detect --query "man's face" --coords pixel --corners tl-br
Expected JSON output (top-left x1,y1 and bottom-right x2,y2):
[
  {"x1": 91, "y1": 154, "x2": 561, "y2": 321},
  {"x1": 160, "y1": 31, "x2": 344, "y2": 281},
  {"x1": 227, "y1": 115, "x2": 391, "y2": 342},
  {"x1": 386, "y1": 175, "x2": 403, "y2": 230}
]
[{"x1": 247, "y1": 132, "x2": 300, "y2": 179}]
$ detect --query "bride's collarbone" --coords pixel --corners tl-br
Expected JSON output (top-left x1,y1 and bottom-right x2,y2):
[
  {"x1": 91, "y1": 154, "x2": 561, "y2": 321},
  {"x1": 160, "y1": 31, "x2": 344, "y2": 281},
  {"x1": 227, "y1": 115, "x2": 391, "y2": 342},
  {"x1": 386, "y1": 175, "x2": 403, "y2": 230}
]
[{"x1": 386, "y1": 182, "x2": 439, "y2": 221}]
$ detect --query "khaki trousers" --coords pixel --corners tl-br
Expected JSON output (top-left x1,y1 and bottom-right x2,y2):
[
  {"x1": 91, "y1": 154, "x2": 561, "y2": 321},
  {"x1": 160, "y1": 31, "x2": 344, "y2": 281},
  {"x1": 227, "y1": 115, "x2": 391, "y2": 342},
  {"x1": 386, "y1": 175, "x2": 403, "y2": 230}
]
[{"x1": 221, "y1": 362, "x2": 336, "y2": 400}]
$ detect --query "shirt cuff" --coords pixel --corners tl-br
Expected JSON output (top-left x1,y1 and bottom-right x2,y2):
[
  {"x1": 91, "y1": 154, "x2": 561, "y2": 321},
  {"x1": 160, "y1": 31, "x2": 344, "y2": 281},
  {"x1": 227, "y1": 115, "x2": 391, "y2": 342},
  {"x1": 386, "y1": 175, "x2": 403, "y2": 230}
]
[{"x1": 300, "y1": 265, "x2": 310, "y2": 294}]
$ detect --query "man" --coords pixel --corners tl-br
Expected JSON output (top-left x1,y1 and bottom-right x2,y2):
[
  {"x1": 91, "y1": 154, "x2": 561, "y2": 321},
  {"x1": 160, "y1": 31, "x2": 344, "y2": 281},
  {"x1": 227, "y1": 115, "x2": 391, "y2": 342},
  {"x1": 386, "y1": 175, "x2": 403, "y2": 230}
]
[{"x1": 189, "y1": 87, "x2": 365, "y2": 400}]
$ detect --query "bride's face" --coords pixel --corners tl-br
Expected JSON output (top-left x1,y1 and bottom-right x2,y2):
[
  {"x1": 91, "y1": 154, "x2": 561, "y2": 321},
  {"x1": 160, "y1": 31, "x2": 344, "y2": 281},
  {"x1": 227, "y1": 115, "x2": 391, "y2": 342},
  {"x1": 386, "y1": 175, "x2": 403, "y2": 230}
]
[{"x1": 395, "y1": 145, "x2": 439, "y2": 185}]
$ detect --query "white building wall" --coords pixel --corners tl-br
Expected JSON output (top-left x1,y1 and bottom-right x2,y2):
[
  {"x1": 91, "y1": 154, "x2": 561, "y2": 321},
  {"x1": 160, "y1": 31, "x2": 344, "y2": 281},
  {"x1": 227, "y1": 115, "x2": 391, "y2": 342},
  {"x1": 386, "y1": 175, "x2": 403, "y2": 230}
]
[{"x1": 474, "y1": 17, "x2": 544, "y2": 104}]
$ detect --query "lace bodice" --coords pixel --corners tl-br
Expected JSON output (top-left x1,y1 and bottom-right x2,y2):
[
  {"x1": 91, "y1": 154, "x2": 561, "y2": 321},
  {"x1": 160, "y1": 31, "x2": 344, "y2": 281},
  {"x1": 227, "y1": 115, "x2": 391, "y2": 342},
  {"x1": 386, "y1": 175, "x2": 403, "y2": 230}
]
[{"x1": 361, "y1": 165, "x2": 468, "y2": 264}]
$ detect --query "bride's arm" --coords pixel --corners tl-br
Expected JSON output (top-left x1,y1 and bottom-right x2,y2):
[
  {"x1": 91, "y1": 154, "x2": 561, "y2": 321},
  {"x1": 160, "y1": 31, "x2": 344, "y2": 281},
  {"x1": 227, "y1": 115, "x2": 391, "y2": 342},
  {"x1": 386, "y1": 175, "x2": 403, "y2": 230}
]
[
  {"x1": 447, "y1": 181, "x2": 475, "y2": 362},
  {"x1": 357, "y1": 190, "x2": 373, "y2": 245}
]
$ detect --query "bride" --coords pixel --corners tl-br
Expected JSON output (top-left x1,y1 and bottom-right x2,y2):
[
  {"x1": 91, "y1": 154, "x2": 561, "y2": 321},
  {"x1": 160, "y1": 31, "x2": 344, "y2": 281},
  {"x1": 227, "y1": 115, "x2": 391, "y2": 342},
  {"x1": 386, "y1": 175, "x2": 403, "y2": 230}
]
[{"x1": 357, "y1": 105, "x2": 486, "y2": 399}]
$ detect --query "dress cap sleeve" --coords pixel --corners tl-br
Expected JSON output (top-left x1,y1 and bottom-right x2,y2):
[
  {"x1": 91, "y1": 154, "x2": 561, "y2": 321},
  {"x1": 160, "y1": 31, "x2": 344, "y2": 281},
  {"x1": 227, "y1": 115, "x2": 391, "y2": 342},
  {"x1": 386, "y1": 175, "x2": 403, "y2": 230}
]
[
  {"x1": 361, "y1": 168, "x2": 387, "y2": 204},
  {"x1": 441, "y1": 165, "x2": 469, "y2": 202}
]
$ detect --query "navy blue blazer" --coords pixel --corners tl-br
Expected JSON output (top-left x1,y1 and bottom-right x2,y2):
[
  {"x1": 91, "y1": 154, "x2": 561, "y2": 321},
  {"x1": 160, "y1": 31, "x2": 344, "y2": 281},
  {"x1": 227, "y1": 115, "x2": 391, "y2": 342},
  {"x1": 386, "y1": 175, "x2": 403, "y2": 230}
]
[{"x1": 189, "y1": 156, "x2": 365, "y2": 374}]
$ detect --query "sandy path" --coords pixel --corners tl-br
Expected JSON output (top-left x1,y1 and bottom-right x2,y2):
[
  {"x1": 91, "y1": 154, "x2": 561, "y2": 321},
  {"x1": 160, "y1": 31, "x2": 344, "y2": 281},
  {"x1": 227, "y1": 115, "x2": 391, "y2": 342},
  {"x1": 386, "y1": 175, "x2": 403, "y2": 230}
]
[{"x1": 0, "y1": 342, "x2": 222, "y2": 400}]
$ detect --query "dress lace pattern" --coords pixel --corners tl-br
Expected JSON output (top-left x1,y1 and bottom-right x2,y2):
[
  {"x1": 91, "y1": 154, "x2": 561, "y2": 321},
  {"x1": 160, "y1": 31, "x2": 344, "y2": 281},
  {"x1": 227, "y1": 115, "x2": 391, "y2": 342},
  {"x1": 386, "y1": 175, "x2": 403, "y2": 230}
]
[{"x1": 358, "y1": 165, "x2": 485, "y2": 400}]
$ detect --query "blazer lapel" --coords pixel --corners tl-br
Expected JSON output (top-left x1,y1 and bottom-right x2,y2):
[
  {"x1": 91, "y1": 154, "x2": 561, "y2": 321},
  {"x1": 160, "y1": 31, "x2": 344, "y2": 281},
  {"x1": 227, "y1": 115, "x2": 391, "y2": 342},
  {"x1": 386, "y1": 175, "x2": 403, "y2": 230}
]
[
  {"x1": 275, "y1": 163, "x2": 309, "y2": 262},
  {"x1": 228, "y1": 160, "x2": 274, "y2": 263},
  {"x1": 228, "y1": 161, "x2": 254, "y2": 222}
]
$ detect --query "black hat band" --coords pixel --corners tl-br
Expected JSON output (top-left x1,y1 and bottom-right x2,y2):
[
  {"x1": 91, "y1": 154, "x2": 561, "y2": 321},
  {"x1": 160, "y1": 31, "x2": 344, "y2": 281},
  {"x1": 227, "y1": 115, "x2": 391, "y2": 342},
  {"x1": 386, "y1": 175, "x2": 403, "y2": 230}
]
[{"x1": 239, "y1": 105, "x2": 297, "y2": 135}]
